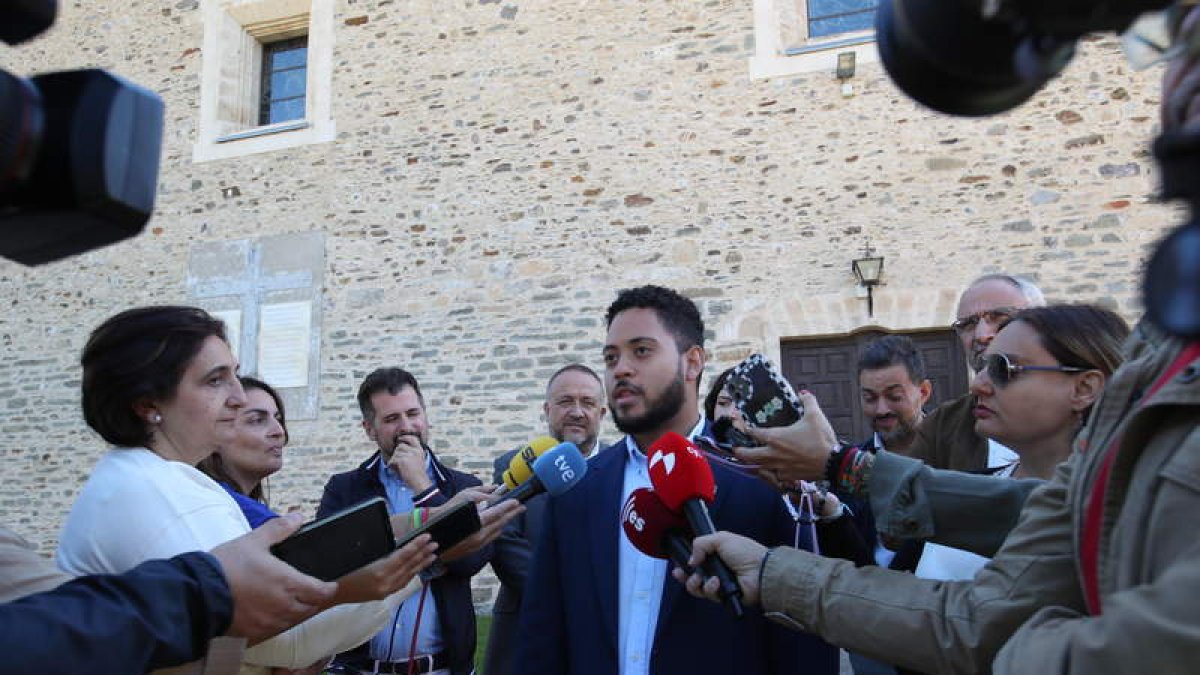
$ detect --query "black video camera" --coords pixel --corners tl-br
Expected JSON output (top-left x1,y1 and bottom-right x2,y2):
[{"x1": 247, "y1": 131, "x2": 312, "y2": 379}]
[
  {"x1": 1, "y1": 0, "x2": 164, "y2": 265},
  {"x1": 875, "y1": 0, "x2": 1171, "y2": 117}
]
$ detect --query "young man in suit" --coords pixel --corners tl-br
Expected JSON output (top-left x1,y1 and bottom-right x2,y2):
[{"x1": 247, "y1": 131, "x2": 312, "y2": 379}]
[
  {"x1": 516, "y1": 285, "x2": 837, "y2": 675},
  {"x1": 484, "y1": 363, "x2": 608, "y2": 675}
]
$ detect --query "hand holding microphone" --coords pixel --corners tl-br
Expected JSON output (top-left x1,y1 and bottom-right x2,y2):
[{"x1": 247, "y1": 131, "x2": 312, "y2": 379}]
[{"x1": 648, "y1": 432, "x2": 745, "y2": 617}]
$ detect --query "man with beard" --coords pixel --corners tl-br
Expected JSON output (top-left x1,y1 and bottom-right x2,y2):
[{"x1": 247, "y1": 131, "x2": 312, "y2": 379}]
[
  {"x1": 857, "y1": 336, "x2": 931, "y2": 457},
  {"x1": 484, "y1": 363, "x2": 608, "y2": 675},
  {"x1": 318, "y1": 368, "x2": 520, "y2": 675},
  {"x1": 516, "y1": 285, "x2": 836, "y2": 675},
  {"x1": 909, "y1": 274, "x2": 1044, "y2": 471}
]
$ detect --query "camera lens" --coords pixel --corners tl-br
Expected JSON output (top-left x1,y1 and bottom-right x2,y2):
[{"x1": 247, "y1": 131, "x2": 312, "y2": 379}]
[
  {"x1": 1, "y1": 0, "x2": 58, "y2": 46},
  {"x1": 875, "y1": 0, "x2": 1072, "y2": 116}
]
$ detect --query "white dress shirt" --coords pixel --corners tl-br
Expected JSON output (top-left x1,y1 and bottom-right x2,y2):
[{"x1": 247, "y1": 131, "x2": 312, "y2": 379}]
[{"x1": 616, "y1": 418, "x2": 707, "y2": 675}]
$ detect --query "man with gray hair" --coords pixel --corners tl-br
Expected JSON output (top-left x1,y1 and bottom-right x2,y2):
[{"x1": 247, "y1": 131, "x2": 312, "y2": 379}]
[
  {"x1": 907, "y1": 274, "x2": 1045, "y2": 471},
  {"x1": 484, "y1": 363, "x2": 608, "y2": 675}
]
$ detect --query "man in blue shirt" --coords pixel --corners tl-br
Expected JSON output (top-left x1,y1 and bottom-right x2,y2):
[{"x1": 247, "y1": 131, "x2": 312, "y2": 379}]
[{"x1": 319, "y1": 367, "x2": 501, "y2": 675}]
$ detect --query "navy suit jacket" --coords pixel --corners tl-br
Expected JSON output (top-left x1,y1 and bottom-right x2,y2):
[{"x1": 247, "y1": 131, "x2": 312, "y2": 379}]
[
  {"x1": 516, "y1": 436, "x2": 838, "y2": 675},
  {"x1": 317, "y1": 451, "x2": 489, "y2": 675}
]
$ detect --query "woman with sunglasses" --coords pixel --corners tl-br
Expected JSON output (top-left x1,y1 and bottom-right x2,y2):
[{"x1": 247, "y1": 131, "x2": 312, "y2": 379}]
[
  {"x1": 199, "y1": 376, "x2": 289, "y2": 528},
  {"x1": 911, "y1": 304, "x2": 1129, "y2": 582},
  {"x1": 55, "y1": 306, "x2": 437, "y2": 673},
  {"x1": 970, "y1": 305, "x2": 1129, "y2": 481}
]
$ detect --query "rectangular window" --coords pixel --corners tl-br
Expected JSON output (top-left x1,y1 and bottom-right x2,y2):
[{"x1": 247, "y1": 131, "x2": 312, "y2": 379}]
[
  {"x1": 750, "y1": 0, "x2": 880, "y2": 79},
  {"x1": 194, "y1": 0, "x2": 335, "y2": 162},
  {"x1": 259, "y1": 37, "x2": 308, "y2": 126},
  {"x1": 807, "y1": 0, "x2": 877, "y2": 39}
]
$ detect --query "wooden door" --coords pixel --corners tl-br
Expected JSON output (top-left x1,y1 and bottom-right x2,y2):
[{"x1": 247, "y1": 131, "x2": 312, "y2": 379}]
[{"x1": 780, "y1": 329, "x2": 969, "y2": 442}]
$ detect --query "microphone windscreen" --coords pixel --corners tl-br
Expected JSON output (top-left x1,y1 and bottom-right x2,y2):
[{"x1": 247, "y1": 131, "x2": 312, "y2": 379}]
[
  {"x1": 529, "y1": 442, "x2": 587, "y2": 497},
  {"x1": 647, "y1": 432, "x2": 716, "y2": 513},
  {"x1": 621, "y1": 487, "x2": 689, "y2": 559},
  {"x1": 502, "y1": 435, "x2": 560, "y2": 489}
]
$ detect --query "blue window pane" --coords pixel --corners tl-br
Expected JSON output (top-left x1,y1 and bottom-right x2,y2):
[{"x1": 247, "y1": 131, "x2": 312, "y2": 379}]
[
  {"x1": 269, "y1": 98, "x2": 305, "y2": 124},
  {"x1": 807, "y1": 0, "x2": 876, "y2": 38},
  {"x1": 271, "y1": 46, "x2": 307, "y2": 70},
  {"x1": 270, "y1": 69, "x2": 307, "y2": 100}
]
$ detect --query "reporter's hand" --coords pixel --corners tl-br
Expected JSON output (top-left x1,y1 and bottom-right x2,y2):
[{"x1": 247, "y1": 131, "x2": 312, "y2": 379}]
[
  {"x1": 439, "y1": 497, "x2": 524, "y2": 562},
  {"x1": 211, "y1": 513, "x2": 338, "y2": 642},
  {"x1": 670, "y1": 532, "x2": 767, "y2": 607},
  {"x1": 734, "y1": 391, "x2": 837, "y2": 483},
  {"x1": 331, "y1": 534, "x2": 438, "y2": 605},
  {"x1": 389, "y1": 487, "x2": 495, "y2": 539}
]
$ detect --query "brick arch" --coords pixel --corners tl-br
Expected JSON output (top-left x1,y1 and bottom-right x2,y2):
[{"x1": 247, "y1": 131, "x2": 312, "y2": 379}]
[{"x1": 715, "y1": 285, "x2": 962, "y2": 365}]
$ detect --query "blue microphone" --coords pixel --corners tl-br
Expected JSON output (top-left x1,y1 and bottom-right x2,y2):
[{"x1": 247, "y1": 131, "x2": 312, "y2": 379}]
[{"x1": 503, "y1": 442, "x2": 588, "y2": 503}]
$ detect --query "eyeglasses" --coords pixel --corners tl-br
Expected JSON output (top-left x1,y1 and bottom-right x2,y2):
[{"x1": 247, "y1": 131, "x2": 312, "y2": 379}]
[
  {"x1": 1122, "y1": 3, "x2": 1200, "y2": 70},
  {"x1": 982, "y1": 353, "x2": 1088, "y2": 388},
  {"x1": 951, "y1": 307, "x2": 1019, "y2": 335}
]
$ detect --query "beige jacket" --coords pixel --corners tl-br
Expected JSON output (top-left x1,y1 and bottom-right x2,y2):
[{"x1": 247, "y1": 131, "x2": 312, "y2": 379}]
[
  {"x1": 760, "y1": 321, "x2": 1200, "y2": 674},
  {"x1": 0, "y1": 525, "x2": 70, "y2": 603}
]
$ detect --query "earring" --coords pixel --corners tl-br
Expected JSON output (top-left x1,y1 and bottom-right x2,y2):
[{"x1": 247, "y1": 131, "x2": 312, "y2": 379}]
[{"x1": 150, "y1": 413, "x2": 162, "y2": 424}]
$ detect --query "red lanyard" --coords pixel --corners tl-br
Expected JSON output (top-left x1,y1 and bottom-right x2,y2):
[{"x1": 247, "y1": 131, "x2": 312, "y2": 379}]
[{"x1": 1079, "y1": 341, "x2": 1200, "y2": 615}]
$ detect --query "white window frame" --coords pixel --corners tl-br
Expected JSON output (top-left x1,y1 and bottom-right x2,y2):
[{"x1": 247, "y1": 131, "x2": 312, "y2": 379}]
[
  {"x1": 749, "y1": 0, "x2": 880, "y2": 80},
  {"x1": 193, "y1": 0, "x2": 335, "y2": 162}
]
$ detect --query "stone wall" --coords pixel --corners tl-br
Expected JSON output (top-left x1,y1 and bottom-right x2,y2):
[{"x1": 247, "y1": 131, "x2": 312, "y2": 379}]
[{"x1": 0, "y1": 0, "x2": 1180, "y2": 612}]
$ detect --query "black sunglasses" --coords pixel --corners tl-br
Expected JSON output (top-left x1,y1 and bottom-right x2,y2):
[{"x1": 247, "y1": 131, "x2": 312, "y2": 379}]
[{"x1": 983, "y1": 353, "x2": 1088, "y2": 388}]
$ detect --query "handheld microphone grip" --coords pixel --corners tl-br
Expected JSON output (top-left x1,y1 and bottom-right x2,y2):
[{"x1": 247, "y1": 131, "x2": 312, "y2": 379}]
[
  {"x1": 681, "y1": 500, "x2": 744, "y2": 617},
  {"x1": 647, "y1": 432, "x2": 744, "y2": 617},
  {"x1": 663, "y1": 532, "x2": 696, "y2": 576}
]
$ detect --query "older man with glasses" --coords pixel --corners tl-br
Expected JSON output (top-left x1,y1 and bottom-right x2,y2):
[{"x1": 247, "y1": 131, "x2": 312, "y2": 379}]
[{"x1": 905, "y1": 274, "x2": 1045, "y2": 471}]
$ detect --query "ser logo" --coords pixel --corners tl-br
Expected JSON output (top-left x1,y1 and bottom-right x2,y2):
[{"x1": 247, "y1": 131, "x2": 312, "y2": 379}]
[{"x1": 621, "y1": 499, "x2": 645, "y2": 532}]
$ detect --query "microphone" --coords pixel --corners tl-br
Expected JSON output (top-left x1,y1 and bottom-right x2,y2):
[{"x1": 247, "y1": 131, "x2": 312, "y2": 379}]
[
  {"x1": 647, "y1": 431, "x2": 744, "y2": 617},
  {"x1": 497, "y1": 442, "x2": 588, "y2": 504},
  {"x1": 499, "y1": 435, "x2": 560, "y2": 492},
  {"x1": 621, "y1": 487, "x2": 697, "y2": 576}
]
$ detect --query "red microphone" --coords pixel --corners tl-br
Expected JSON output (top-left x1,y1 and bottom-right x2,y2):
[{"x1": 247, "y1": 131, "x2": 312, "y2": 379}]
[
  {"x1": 647, "y1": 432, "x2": 744, "y2": 616},
  {"x1": 621, "y1": 487, "x2": 696, "y2": 575}
]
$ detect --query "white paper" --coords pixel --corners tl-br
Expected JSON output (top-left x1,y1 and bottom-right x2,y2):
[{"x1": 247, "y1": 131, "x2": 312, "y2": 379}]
[
  {"x1": 257, "y1": 301, "x2": 311, "y2": 388},
  {"x1": 210, "y1": 309, "x2": 242, "y2": 362}
]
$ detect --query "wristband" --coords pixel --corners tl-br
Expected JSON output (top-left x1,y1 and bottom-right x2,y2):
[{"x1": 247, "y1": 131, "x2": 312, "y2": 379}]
[{"x1": 837, "y1": 448, "x2": 873, "y2": 498}]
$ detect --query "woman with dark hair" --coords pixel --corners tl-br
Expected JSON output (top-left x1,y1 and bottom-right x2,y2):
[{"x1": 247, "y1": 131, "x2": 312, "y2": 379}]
[
  {"x1": 703, "y1": 367, "x2": 737, "y2": 422},
  {"x1": 56, "y1": 306, "x2": 437, "y2": 673},
  {"x1": 199, "y1": 376, "x2": 288, "y2": 528},
  {"x1": 970, "y1": 304, "x2": 1129, "y2": 480}
]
